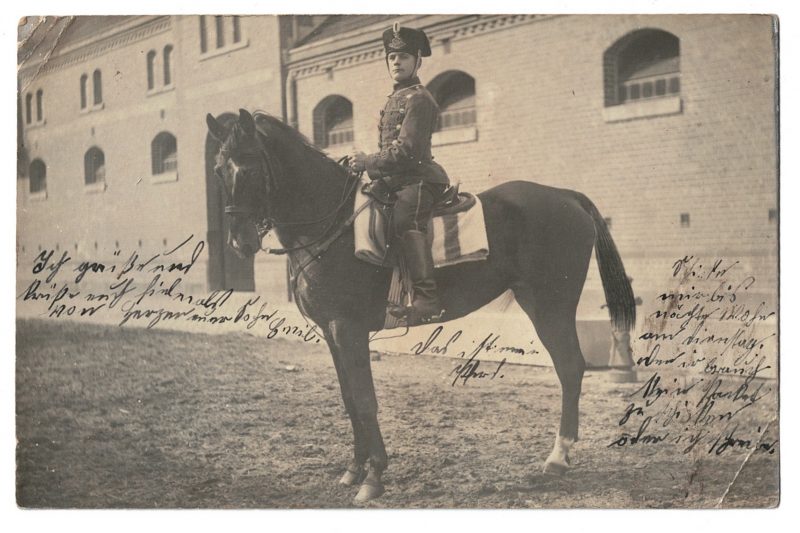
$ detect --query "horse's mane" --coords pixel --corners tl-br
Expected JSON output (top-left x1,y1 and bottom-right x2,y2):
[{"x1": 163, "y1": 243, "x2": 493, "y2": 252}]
[{"x1": 253, "y1": 112, "x2": 346, "y2": 175}]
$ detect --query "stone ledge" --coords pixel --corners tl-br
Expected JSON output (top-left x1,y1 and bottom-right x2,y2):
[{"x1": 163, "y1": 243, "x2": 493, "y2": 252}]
[{"x1": 602, "y1": 96, "x2": 682, "y2": 123}]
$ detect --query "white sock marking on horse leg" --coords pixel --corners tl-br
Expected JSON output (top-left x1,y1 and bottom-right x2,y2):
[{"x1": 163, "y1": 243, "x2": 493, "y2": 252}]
[{"x1": 545, "y1": 435, "x2": 575, "y2": 467}]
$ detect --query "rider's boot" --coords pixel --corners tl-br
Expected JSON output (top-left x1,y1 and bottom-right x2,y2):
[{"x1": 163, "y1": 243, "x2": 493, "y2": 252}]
[{"x1": 388, "y1": 230, "x2": 445, "y2": 324}]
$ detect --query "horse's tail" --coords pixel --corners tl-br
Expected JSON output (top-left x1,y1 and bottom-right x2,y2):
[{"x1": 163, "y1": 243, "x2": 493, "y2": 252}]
[{"x1": 571, "y1": 191, "x2": 636, "y2": 332}]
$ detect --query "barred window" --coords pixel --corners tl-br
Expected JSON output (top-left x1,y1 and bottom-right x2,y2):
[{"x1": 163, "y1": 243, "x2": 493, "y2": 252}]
[
  {"x1": 428, "y1": 70, "x2": 476, "y2": 132},
  {"x1": 151, "y1": 132, "x2": 178, "y2": 175},
  {"x1": 313, "y1": 95, "x2": 354, "y2": 149},
  {"x1": 604, "y1": 29, "x2": 680, "y2": 107},
  {"x1": 84, "y1": 147, "x2": 106, "y2": 185}
]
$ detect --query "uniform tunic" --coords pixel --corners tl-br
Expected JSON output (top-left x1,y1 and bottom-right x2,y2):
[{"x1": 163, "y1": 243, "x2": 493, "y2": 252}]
[
  {"x1": 365, "y1": 76, "x2": 449, "y2": 186},
  {"x1": 365, "y1": 76, "x2": 449, "y2": 236}
]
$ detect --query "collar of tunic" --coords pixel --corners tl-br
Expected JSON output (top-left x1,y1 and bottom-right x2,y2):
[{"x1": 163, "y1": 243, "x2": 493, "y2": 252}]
[{"x1": 389, "y1": 76, "x2": 423, "y2": 96}]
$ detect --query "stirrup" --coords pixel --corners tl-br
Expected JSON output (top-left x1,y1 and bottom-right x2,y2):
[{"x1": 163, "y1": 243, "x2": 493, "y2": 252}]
[{"x1": 387, "y1": 304, "x2": 445, "y2": 325}]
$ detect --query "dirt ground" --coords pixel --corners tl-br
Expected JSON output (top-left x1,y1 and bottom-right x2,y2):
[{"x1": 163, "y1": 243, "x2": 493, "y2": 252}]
[{"x1": 16, "y1": 319, "x2": 779, "y2": 509}]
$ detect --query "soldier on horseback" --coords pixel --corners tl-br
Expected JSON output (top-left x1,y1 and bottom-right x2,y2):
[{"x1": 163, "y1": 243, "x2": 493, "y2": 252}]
[{"x1": 349, "y1": 23, "x2": 449, "y2": 325}]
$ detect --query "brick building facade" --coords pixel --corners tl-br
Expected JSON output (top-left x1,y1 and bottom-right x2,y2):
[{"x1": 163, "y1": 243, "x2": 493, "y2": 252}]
[
  {"x1": 17, "y1": 15, "x2": 777, "y2": 365},
  {"x1": 287, "y1": 14, "x2": 777, "y2": 312}
]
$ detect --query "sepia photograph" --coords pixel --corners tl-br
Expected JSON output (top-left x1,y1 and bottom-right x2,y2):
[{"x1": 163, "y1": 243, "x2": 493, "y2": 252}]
[{"x1": 13, "y1": 7, "x2": 781, "y2": 513}]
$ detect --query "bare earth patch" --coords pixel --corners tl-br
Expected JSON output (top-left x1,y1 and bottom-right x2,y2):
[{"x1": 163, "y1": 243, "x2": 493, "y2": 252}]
[{"x1": 16, "y1": 319, "x2": 778, "y2": 508}]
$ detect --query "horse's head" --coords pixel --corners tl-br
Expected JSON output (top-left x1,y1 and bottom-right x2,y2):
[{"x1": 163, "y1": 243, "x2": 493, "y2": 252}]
[{"x1": 206, "y1": 108, "x2": 277, "y2": 258}]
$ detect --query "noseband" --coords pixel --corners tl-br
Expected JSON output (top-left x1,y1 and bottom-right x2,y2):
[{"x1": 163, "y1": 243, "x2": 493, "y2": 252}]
[
  {"x1": 218, "y1": 125, "x2": 365, "y2": 259},
  {"x1": 217, "y1": 131, "x2": 278, "y2": 235}
]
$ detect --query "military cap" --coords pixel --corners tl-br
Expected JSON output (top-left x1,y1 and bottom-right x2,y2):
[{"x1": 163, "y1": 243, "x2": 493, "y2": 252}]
[{"x1": 382, "y1": 22, "x2": 431, "y2": 57}]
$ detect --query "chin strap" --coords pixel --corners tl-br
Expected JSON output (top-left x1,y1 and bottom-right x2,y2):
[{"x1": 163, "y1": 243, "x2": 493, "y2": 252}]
[{"x1": 385, "y1": 51, "x2": 423, "y2": 80}]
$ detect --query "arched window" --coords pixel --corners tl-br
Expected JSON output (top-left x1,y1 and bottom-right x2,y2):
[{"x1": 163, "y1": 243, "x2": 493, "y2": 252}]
[
  {"x1": 215, "y1": 16, "x2": 225, "y2": 49},
  {"x1": 25, "y1": 93, "x2": 32, "y2": 124},
  {"x1": 199, "y1": 16, "x2": 208, "y2": 53},
  {"x1": 35, "y1": 89, "x2": 43, "y2": 122},
  {"x1": 92, "y1": 69, "x2": 103, "y2": 105},
  {"x1": 151, "y1": 132, "x2": 178, "y2": 175},
  {"x1": 84, "y1": 147, "x2": 105, "y2": 185},
  {"x1": 604, "y1": 29, "x2": 680, "y2": 107},
  {"x1": 146, "y1": 50, "x2": 156, "y2": 90},
  {"x1": 427, "y1": 71, "x2": 477, "y2": 131},
  {"x1": 29, "y1": 159, "x2": 46, "y2": 194},
  {"x1": 312, "y1": 95, "x2": 354, "y2": 148},
  {"x1": 80, "y1": 74, "x2": 88, "y2": 109},
  {"x1": 232, "y1": 16, "x2": 241, "y2": 43},
  {"x1": 163, "y1": 45, "x2": 173, "y2": 86}
]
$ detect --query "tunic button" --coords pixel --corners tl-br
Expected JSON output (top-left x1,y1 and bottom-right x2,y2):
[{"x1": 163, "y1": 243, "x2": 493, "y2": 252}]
[
  {"x1": 396, "y1": 124, "x2": 402, "y2": 130},
  {"x1": 399, "y1": 108, "x2": 405, "y2": 114}
]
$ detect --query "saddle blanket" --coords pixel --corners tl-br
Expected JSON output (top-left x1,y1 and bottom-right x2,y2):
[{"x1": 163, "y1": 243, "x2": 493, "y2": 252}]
[{"x1": 353, "y1": 178, "x2": 490, "y2": 268}]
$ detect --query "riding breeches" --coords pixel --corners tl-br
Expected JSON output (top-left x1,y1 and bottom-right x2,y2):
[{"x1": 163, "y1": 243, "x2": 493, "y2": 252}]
[{"x1": 391, "y1": 181, "x2": 448, "y2": 237}]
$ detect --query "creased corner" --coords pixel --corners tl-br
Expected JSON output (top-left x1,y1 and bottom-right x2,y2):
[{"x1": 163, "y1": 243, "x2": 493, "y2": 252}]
[
  {"x1": 17, "y1": 16, "x2": 46, "y2": 50},
  {"x1": 19, "y1": 16, "x2": 75, "y2": 94},
  {"x1": 715, "y1": 416, "x2": 777, "y2": 508}
]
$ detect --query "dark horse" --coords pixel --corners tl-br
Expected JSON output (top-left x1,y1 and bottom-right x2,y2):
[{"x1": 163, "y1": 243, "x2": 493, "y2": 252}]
[{"x1": 206, "y1": 109, "x2": 635, "y2": 503}]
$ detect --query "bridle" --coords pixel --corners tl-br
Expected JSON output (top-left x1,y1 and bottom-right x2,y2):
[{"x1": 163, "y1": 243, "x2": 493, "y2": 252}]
[{"x1": 216, "y1": 134, "x2": 367, "y2": 258}]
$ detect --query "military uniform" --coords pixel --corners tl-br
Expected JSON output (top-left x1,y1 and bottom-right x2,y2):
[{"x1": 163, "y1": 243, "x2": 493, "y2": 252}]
[
  {"x1": 359, "y1": 23, "x2": 449, "y2": 324},
  {"x1": 365, "y1": 76, "x2": 449, "y2": 236}
]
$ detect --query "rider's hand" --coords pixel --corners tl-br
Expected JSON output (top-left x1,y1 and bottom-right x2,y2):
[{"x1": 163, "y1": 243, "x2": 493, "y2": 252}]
[{"x1": 349, "y1": 151, "x2": 367, "y2": 172}]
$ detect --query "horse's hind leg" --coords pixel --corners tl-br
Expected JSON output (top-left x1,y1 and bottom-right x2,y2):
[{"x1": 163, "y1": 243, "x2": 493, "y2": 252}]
[
  {"x1": 322, "y1": 329, "x2": 369, "y2": 486},
  {"x1": 514, "y1": 286, "x2": 586, "y2": 476}
]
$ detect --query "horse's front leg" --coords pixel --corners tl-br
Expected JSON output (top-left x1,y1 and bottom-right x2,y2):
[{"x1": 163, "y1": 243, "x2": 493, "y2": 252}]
[
  {"x1": 328, "y1": 319, "x2": 388, "y2": 503},
  {"x1": 322, "y1": 327, "x2": 369, "y2": 486}
]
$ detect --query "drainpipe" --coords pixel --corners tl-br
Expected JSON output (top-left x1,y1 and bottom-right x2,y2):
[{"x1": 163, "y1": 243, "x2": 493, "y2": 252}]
[{"x1": 285, "y1": 71, "x2": 298, "y2": 129}]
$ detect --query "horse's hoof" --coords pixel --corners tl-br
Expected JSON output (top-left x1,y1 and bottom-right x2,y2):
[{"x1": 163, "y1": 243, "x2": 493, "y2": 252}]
[
  {"x1": 543, "y1": 461, "x2": 568, "y2": 477},
  {"x1": 339, "y1": 467, "x2": 365, "y2": 487},
  {"x1": 354, "y1": 479, "x2": 384, "y2": 503}
]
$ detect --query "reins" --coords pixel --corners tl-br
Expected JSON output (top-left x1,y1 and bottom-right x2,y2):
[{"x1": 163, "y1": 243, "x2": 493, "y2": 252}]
[
  {"x1": 219, "y1": 122, "x2": 377, "y2": 299},
  {"x1": 259, "y1": 162, "x2": 364, "y2": 256}
]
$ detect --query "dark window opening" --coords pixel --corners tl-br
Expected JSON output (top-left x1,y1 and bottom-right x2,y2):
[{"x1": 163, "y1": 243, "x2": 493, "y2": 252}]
[
  {"x1": 163, "y1": 45, "x2": 173, "y2": 86},
  {"x1": 604, "y1": 29, "x2": 680, "y2": 107},
  {"x1": 215, "y1": 16, "x2": 225, "y2": 48},
  {"x1": 200, "y1": 16, "x2": 208, "y2": 53},
  {"x1": 233, "y1": 16, "x2": 241, "y2": 43},
  {"x1": 93, "y1": 69, "x2": 103, "y2": 105},
  {"x1": 29, "y1": 159, "x2": 46, "y2": 193},
  {"x1": 80, "y1": 74, "x2": 88, "y2": 109},
  {"x1": 35, "y1": 89, "x2": 43, "y2": 122},
  {"x1": 151, "y1": 132, "x2": 178, "y2": 174},
  {"x1": 428, "y1": 70, "x2": 477, "y2": 132},
  {"x1": 313, "y1": 95, "x2": 354, "y2": 149},
  {"x1": 84, "y1": 147, "x2": 106, "y2": 185},
  {"x1": 25, "y1": 93, "x2": 32, "y2": 124},
  {"x1": 147, "y1": 50, "x2": 156, "y2": 90}
]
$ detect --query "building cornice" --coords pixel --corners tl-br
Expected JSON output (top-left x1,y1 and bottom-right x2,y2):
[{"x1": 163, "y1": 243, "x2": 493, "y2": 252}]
[
  {"x1": 19, "y1": 16, "x2": 172, "y2": 85},
  {"x1": 286, "y1": 14, "x2": 557, "y2": 80}
]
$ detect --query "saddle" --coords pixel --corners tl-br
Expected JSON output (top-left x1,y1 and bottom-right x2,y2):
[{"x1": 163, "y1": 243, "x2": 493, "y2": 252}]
[
  {"x1": 353, "y1": 178, "x2": 489, "y2": 269},
  {"x1": 431, "y1": 184, "x2": 476, "y2": 217}
]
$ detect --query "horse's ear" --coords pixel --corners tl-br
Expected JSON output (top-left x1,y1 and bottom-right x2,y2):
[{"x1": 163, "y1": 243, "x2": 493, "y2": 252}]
[
  {"x1": 206, "y1": 113, "x2": 227, "y2": 142},
  {"x1": 239, "y1": 108, "x2": 255, "y2": 137}
]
